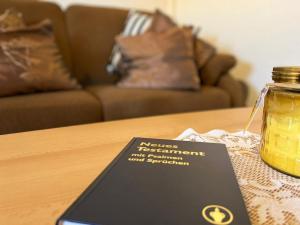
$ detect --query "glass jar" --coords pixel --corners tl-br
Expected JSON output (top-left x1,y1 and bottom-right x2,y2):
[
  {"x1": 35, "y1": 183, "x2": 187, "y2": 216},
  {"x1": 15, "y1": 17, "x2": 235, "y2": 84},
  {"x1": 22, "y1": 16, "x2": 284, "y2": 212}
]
[{"x1": 260, "y1": 67, "x2": 300, "y2": 177}]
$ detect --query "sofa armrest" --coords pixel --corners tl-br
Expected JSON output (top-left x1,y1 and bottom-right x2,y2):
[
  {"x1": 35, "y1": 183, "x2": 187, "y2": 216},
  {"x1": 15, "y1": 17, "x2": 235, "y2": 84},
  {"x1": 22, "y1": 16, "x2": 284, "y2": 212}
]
[
  {"x1": 200, "y1": 54, "x2": 237, "y2": 86},
  {"x1": 217, "y1": 74, "x2": 248, "y2": 107}
]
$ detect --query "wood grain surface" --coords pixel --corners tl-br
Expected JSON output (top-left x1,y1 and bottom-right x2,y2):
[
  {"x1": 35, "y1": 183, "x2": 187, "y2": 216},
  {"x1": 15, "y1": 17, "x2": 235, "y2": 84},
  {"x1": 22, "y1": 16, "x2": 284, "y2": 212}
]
[{"x1": 0, "y1": 107, "x2": 262, "y2": 225}]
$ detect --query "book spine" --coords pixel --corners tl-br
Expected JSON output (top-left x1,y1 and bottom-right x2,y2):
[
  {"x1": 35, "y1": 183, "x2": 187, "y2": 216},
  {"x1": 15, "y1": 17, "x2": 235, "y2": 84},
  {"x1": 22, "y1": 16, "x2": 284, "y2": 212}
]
[{"x1": 56, "y1": 137, "x2": 138, "y2": 225}]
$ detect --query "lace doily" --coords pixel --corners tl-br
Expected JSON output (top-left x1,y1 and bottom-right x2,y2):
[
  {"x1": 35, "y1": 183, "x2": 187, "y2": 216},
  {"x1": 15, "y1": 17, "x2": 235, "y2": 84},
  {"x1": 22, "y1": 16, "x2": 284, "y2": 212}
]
[{"x1": 176, "y1": 129, "x2": 300, "y2": 225}]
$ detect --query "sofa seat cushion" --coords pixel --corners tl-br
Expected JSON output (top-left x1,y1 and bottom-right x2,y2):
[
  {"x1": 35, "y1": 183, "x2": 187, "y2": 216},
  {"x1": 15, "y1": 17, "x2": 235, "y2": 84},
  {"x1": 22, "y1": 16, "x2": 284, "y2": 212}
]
[
  {"x1": 86, "y1": 85, "x2": 230, "y2": 121},
  {"x1": 0, "y1": 90, "x2": 103, "y2": 134}
]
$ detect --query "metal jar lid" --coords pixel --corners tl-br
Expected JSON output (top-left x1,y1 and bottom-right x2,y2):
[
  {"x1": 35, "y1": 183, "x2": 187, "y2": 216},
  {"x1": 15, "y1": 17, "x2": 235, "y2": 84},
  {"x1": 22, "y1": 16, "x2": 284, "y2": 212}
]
[{"x1": 272, "y1": 66, "x2": 300, "y2": 83}]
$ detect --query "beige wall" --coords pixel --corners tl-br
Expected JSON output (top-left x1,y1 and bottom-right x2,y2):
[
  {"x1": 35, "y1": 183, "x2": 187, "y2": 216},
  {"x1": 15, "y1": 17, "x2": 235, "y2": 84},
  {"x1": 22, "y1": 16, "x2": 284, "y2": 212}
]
[{"x1": 174, "y1": 0, "x2": 300, "y2": 105}]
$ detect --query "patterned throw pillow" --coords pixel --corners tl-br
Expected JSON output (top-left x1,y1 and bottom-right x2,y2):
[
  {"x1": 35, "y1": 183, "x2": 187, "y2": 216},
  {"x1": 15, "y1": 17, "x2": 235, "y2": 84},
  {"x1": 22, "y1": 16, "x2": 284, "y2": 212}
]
[
  {"x1": 0, "y1": 8, "x2": 25, "y2": 32},
  {"x1": 107, "y1": 9, "x2": 201, "y2": 77},
  {"x1": 106, "y1": 10, "x2": 152, "y2": 75},
  {"x1": 116, "y1": 27, "x2": 200, "y2": 90},
  {"x1": 0, "y1": 9, "x2": 80, "y2": 97}
]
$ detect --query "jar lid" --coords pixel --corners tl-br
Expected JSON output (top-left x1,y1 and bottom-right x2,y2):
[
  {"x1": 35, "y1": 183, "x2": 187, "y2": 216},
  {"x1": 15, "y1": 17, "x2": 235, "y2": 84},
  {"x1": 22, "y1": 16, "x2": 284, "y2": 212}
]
[{"x1": 272, "y1": 66, "x2": 300, "y2": 83}]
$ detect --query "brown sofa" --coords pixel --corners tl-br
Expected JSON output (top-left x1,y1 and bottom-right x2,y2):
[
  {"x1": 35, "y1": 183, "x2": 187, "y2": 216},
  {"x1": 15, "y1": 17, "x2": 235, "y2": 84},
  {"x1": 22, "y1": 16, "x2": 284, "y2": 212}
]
[{"x1": 0, "y1": 1, "x2": 247, "y2": 135}]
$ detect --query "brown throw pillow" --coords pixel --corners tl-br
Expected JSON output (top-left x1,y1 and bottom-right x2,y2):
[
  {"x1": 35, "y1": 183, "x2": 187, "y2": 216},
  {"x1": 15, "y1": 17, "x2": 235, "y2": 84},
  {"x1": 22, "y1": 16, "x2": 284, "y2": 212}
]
[
  {"x1": 0, "y1": 8, "x2": 25, "y2": 32},
  {"x1": 0, "y1": 9, "x2": 80, "y2": 97},
  {"x1": 194, "y1": 38, "x2": 216, "y2": 70},
  {"x1": 201, "y1": 54, "x2": 237, "y2": 85},
  {"x1": 147, "y1": 9, "x2": 177, "y2": 33},
  {"x1": 116, "y1": 27, "x2": 200, "y2": 90},
  {"x1": 147, "y1": 10, "x2": 212, "y2": 70}
]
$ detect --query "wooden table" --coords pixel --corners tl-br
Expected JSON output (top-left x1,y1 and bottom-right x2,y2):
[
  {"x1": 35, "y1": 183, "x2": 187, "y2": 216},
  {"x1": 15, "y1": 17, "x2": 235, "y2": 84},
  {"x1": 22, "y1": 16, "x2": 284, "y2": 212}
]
[{"x1": 0, "y1": 107, "x2": 261, "y2": 225}]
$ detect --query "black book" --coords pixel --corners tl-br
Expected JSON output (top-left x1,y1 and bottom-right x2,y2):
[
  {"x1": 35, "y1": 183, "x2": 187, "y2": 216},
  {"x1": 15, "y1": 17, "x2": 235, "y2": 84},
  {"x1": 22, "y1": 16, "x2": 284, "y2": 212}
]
[{"x1": 57, "y1": 137, "x2": 251, "y2": 225}]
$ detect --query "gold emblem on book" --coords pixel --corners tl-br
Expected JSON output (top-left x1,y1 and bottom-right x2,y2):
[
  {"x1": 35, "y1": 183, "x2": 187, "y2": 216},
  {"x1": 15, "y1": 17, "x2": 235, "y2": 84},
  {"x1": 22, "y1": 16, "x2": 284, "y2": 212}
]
[{"x1": 202, "y1": 205, "x2": 233, "y2": 225}]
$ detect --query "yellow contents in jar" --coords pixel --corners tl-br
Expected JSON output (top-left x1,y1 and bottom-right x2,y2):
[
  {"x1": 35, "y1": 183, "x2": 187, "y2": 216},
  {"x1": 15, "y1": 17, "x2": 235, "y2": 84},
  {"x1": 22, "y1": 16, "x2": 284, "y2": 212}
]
[{"x1": 261, "y1": 88, "x2": 300, "y2": 177}]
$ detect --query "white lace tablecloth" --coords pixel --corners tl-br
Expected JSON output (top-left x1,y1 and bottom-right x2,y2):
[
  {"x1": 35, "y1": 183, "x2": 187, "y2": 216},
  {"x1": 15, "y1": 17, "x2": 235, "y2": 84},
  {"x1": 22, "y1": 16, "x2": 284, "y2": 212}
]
[{"x1": 176, "y1": 129, "x2": 300, "y2": 225}]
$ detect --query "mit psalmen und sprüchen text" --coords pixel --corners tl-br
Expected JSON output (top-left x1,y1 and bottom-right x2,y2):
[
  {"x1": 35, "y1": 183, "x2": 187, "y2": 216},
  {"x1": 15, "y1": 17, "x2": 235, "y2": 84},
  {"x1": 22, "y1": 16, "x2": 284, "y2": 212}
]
[{"x1": 127, "y1": 141, "x2": 205, "y2": 166}]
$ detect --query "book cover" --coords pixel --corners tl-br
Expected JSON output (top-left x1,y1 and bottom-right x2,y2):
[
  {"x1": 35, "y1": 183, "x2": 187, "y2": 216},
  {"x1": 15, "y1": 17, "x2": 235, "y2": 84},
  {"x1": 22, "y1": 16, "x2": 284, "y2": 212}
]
[{"x1": 57, "y1": 137, "x2": 251, "y2": 225}]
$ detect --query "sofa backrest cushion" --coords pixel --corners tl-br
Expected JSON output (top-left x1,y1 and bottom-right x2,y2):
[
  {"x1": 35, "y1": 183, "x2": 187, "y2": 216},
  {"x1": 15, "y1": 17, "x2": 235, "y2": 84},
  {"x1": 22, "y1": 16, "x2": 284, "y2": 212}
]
[
  {"x1": 0, "y1": 0, "x2": 72, "y2": 72},
  {"x1": 65, "y1": 5, "x2": 128, "y2": 85}
]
